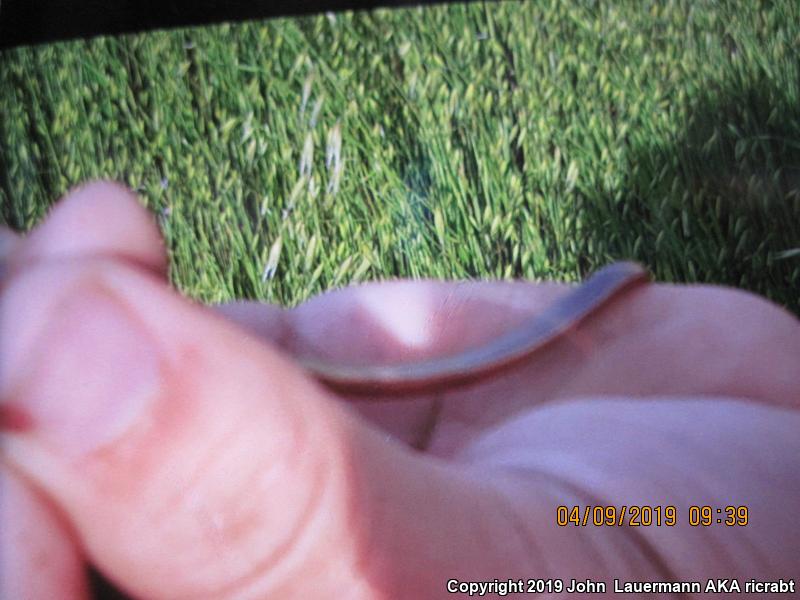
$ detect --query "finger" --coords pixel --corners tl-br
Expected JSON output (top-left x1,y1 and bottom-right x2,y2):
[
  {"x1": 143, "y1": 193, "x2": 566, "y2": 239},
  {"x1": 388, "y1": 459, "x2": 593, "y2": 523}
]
[
  {"x1": 215, "y1": 280, "x2": 574, "y2": 367},
  {"x1": 460, "y1": 396, "x2": 800, "y2": 583},
  {"x1": 6, "y1": 180, "x2": 167, "y2": 279},
  {"x1": 0, "y1": 466, "x2": 90, "y2": 599},
  {"x1": 215, "y1": 282, "x2": 575, "y2": 446},
  {"x1": 286, "y1": 278, "x2": 573, "y2": 365},
  {"x1": 1, "y1": 254, "x2": 564, "y2": 598}
]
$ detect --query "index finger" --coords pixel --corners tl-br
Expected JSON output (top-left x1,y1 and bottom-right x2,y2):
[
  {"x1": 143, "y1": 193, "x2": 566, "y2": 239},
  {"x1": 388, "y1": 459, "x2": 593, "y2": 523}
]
[
  {"x1": 214, "y1": 278, "x2": 578, "y2": 447},
  {"x1": 286, "y1": 277, "x2": 577, "y2": 368}
]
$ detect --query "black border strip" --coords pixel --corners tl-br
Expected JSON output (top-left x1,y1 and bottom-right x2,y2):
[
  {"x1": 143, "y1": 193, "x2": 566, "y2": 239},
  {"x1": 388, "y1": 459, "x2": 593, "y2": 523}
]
[{"x1": 0, "y1": 0, "x2": 458, "y2": 50}]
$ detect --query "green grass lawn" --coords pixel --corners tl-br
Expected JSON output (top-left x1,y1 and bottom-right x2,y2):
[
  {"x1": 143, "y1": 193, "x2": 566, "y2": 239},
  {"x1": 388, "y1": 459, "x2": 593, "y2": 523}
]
[{"x1": 1, "y1": 0, "x2": 799, "y2": 314}]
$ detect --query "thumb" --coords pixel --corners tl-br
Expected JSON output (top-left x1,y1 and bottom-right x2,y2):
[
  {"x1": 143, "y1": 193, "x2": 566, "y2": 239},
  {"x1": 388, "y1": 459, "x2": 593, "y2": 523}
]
[{"x1": 1, "y1": 184, "x2": 540, "y2": 598}]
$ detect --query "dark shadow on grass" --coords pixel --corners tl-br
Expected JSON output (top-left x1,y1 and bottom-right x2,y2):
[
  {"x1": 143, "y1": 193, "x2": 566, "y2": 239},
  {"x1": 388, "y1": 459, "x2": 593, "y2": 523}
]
[{"x1": 579, "y1": 65, "x2": 800, "y2": 315}]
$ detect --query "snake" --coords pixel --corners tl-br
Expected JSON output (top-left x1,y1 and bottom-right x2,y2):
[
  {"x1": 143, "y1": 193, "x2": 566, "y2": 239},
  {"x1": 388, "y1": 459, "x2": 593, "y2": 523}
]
[{"x1": 301, "y1": 261, "x2": 651, "y2": 396}]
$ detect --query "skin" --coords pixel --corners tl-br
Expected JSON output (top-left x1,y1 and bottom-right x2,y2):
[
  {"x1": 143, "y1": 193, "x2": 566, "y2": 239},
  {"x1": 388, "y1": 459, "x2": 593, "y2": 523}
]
[{"x1": 1, "y1": 181, "x2": 799, "y2": 599}]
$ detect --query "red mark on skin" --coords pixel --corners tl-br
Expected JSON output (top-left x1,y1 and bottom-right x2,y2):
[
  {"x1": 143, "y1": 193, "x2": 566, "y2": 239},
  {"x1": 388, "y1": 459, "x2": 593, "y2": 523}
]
[{"x1": 0, "y1": 403, "x2": 34, "y2": 433}]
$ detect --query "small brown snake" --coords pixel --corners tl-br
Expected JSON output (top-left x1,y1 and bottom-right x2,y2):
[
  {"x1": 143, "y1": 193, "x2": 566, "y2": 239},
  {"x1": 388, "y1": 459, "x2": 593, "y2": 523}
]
[{"x1": 302, "y1": 261, "x2": 651, "y2": 396}]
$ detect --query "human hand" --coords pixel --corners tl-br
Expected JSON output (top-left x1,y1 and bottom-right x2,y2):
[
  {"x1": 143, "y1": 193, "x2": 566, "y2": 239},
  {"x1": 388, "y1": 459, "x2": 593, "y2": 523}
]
[{"x1": 2, "y1": 181, "x2": 799, "y2": 598}]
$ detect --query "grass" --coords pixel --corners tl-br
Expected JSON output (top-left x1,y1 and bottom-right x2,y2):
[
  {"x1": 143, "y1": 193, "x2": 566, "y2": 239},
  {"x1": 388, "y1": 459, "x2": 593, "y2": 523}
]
[{"x1": 1, "y1": 0, "x2": 799, "y2": 314}]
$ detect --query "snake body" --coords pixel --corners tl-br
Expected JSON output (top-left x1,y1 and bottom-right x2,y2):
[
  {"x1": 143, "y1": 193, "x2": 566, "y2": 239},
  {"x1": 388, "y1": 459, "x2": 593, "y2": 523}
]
[{"x1": 302, "y1": 261, "x2": 650, "y2": 396}]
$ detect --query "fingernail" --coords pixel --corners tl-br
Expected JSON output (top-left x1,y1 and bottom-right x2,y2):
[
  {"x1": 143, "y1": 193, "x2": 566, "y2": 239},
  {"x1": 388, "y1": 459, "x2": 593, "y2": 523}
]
[{"x1": 1, "y1": 281, "x2": 159, "y2": 456}]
